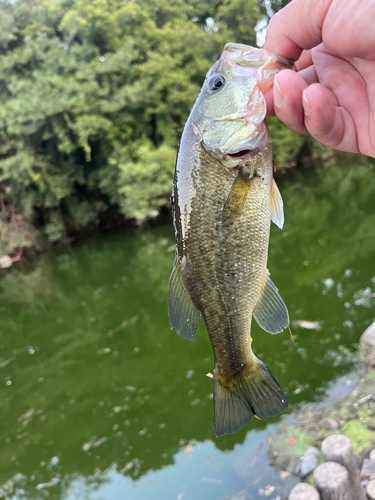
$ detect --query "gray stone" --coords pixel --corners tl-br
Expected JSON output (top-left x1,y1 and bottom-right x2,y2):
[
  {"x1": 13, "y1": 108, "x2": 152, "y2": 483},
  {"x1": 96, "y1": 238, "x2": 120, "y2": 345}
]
[
  {"x1": 289, "y1": 482, "x2": 320, "y2": 500},
  {"x1": 321, "y1": 434, "x2": 364, "y2": 499},
  {"x1": 314, "y1": 462, "x2": 359, "y2": 500},
  {"x1": 361, "y1": 459, "x2": 375, "y2": 480},
  {"x1": 370, "y1": 450, "x2": 375, "y2": 461},
  {"x1": 366, "y1": 479, "x2": 375, "y2": 500},
  {"x1": 298, "y1": 447, "x2": 319, "y2": 478},
  {"x1": 360, "y1": 321, "x2": 375, "y2": 366}
]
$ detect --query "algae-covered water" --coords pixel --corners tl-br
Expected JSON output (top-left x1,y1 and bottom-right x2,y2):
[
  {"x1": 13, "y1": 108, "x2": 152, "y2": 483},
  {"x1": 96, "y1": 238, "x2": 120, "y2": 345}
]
[{"x1": 0, "y1": 158, "x2": 375, "y2": 500}]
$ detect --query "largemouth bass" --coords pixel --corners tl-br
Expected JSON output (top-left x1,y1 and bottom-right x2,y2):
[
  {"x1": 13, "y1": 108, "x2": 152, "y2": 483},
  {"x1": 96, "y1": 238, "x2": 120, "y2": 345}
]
[{"x1": 168, "y1": 43, "x2": 292, "y2": 436}]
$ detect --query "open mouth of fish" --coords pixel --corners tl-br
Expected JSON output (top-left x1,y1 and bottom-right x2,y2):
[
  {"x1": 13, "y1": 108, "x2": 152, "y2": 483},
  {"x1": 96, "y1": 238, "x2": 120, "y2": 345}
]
[
  {"x1": 226, "y1": 149, "x2": 256, "y2": 159},
  {"x1": 219, "y1": 121, "x2": 269, "y2": 162},
  {"x1": 225, "y1": 148, "x2": 259, "y2": 160}
]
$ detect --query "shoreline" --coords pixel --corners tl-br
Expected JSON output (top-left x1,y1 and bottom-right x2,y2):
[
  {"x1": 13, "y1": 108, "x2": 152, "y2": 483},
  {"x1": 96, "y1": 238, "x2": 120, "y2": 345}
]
[{"x1": 265, "y1": 321, "x2": 375, "y2": 497}]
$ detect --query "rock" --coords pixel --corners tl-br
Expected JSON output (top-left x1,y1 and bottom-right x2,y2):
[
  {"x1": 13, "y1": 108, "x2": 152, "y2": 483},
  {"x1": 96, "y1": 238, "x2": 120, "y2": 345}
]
[
  {"x1": 366, "y1": 479, "x2": 375, "y2": 500},
  {"x1": 314, "y1": 462, "x2": 359, "y2": 500},
  {"x1": 0, "y1": 256, "x2": 12, "y2": 268},
  {"x1": 295, "y1": 447, "x2": 319, "y2": 478},
  {"x1": 257, "y1": 485, "x2": 275, "y2": 496},
  {"x1": 267, "y1": 427, "x2": 319, "y2": 473},
  {"x1": 370, "y1": 450, "x2": 375, "y2": 461},
  {"x1": 289, "y1": 482, "x2": 319, "y2": 500},
  {"x1": 327, "y1": 418, "x2": 339, "y2": 431},
  {"x1": 360, "y1": 321, "x2": 375, "y2": 366},
  {"x1": 361, "y1": 459, "x2": 375, "y2": 480},
  {"x1": 321, "y1": 434, "x2": 363, "y2": 499}
]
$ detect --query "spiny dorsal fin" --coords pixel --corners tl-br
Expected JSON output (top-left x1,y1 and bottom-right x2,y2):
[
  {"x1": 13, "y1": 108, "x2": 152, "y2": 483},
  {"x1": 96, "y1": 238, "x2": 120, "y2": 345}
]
[
  {"x1": 168, "y1": 258, "x2": 201, "y2": 340},
  {"x1": 253, "y1": 271, "x2": 289, "y2": 334},
  {"x1": 270, "y1": 179, "x2": 284, "y2": 229}
]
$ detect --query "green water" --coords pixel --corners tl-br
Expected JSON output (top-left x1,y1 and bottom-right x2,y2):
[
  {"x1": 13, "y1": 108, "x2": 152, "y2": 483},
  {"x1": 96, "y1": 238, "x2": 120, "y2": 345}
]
[{"x1": 1, "y1": 158, "x2": 375, "y2": 500}]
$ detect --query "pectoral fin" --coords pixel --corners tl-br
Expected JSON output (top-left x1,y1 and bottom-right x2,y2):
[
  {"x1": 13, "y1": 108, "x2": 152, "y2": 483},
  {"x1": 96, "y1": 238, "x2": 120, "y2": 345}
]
[
  {"x1": 222, "y1": 169, "x2": 253, "y2": 224},
  {"x1": 270, "y1": 179, "x2": 284, "y2": 229},
  {"x1": 168, "y1": 258, "x2": 201, "y2": 340},
  {"x1": 253, "y1": 271, "x2": 289, "y2": 334}
]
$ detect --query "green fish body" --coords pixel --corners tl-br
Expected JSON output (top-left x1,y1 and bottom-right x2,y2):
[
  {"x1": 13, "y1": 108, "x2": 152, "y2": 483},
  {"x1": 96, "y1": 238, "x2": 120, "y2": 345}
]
[{"x1": 168, "y1": 44, "x2": 292, "y2": 436}]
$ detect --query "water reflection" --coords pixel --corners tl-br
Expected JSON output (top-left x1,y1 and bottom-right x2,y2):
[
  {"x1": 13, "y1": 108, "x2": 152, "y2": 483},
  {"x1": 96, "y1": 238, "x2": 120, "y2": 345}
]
[{"x1": 0, "y1": 158, "x2": 374, "y2": 499}]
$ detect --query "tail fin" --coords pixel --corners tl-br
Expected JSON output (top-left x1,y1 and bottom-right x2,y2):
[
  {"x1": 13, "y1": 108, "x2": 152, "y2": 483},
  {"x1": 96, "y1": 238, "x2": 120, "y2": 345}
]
[{"x1": 213, "y1": 358, "x2": 288, "y2": 437}]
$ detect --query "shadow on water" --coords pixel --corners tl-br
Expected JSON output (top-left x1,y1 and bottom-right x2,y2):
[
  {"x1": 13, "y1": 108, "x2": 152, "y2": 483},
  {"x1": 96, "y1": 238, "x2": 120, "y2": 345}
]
[{"x1": 0, "y1": 156, "x2": 375, "y2": 499}]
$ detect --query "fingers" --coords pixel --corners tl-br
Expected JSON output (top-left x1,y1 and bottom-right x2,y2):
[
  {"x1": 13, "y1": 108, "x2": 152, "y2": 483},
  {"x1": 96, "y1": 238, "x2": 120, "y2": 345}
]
[
  {"x1": 295, "y1": 50, "x2": 312, "y2": 72},
  {"x1": 263, "y1": 0, "x2": 372, "y2": 155},
  {"x1": 302, "y1": 84, "x2": 359, "y2": 153},
  {"x1": 266, "y1": 71, "x2": 359, "y2": 153},
  {"x1": 265, "y1": 0, "x2": 333, "y2": 60},
  {"x1": 265, "y1": 65, "x2": 318, "y2": 117},
  {"x1": 272, "y1": 71, "x2": 308, "y2": 135},
  {"x1": 266, "y1": 67, "x2": 318, "y2": 130}
]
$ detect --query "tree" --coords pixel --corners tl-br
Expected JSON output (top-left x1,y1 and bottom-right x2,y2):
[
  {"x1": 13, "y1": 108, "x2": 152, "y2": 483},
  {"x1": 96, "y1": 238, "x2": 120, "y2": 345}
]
[{"x1": 0, "y1": 0, "x2": 307, "y2": 254}]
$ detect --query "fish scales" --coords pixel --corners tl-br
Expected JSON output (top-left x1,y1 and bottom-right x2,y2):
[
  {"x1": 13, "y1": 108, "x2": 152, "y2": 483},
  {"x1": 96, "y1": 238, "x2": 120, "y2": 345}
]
[{"x1": 169, "y1": 43, "x2": 292, "y2": 436}]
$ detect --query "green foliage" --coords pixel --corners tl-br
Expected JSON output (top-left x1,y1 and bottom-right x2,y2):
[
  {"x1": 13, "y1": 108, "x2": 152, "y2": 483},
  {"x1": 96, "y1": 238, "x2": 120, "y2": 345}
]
[
  {"x1": 44, "y1": 211, "x2": 66, "y2": 242},
  {"x1": 258, "y1": 0, "x2": 292, "y2": 18},
  {"x1": 0, "y1": 214, "x2": 38, "y2": 255},
  {"x1": 0, "y1": 0, "x2": 309, "y2": 252},
  {"x1": 103, "y1": 142, "x2": 177, "y2": 220},
  {"x1": 267, "y1": 116, "x2": 304, "y2": 167}
]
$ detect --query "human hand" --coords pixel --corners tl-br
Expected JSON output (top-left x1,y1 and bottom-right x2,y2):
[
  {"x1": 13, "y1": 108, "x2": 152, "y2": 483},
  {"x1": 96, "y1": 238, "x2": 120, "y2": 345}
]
[{"x1": 264, "y1": 0, "x2": 375, "y2": 158}]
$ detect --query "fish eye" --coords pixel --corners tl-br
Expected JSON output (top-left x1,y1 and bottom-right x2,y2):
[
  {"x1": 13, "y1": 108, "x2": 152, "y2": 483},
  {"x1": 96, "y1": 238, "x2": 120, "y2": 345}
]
[{"x1": 209, "y1": 75, "x2": 225, "y2": 91}]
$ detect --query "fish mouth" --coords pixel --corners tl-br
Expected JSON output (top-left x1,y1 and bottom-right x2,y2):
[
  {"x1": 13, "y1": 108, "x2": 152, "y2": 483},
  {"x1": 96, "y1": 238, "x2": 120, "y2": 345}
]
[
  {"x1": 226, "y1": 149, "x2": 257, "y2": 159},
  {"x1": 218, "y1": 123, "x2": 270, "y2": 163}
]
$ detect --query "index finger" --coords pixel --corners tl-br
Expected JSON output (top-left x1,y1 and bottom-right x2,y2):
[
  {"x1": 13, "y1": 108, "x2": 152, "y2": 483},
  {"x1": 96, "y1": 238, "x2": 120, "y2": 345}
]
[{"x1": 264, "y1": 0, "x2": 333, "y2": 61}]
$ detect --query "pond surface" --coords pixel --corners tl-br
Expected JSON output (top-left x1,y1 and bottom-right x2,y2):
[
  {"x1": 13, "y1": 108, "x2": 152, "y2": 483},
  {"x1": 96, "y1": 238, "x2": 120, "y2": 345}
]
[{"x1": 0, "y1": 157, "x2": 375, "y2": 500}]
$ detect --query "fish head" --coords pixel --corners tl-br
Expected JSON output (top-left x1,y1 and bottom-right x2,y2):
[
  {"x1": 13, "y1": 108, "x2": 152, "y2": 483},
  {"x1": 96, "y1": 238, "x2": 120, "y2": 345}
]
[{"x1": 194, "y1": 43, "x2": 293, "y2": 165}]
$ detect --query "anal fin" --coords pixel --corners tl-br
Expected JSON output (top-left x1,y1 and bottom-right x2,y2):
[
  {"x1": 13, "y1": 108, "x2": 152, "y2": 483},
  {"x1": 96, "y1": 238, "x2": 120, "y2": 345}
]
[
  {"x1": 253, "y1": 271, "x2": 289, "y2": 334},
  {"x1": 168, "y1": 258, "x2": 201, "y2": 340}
]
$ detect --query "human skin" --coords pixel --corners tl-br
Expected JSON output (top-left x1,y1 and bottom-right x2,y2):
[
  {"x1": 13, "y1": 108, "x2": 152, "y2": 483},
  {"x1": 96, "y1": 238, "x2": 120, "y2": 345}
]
[{"x1": 264, "y1": 0, "x2": 375, "y2": 158}]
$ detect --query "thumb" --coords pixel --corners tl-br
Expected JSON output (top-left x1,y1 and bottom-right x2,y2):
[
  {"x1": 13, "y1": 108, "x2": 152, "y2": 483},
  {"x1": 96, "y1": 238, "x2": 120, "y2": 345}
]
[{"x1": 264, "y1": 0, "x2": 333, "y2": 61}]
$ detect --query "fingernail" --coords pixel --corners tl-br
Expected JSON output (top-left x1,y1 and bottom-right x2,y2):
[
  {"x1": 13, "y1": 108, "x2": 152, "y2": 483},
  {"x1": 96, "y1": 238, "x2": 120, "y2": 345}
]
[
  {"x1": 302, "y1": 89, "x2": 312, "y2": 116},
  {"x1": 273, "y1": 75, "x2": 284, "y2": 108}
]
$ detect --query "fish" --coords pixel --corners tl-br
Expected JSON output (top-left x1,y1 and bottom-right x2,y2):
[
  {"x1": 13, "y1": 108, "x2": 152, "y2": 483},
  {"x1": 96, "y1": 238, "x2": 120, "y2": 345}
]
[{"x1": 168, "y1": 43, "x2": 293, "y2": 437}]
